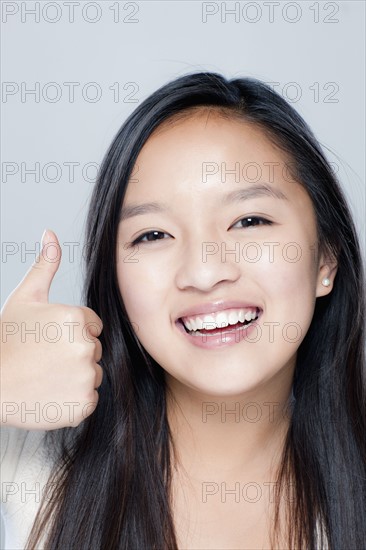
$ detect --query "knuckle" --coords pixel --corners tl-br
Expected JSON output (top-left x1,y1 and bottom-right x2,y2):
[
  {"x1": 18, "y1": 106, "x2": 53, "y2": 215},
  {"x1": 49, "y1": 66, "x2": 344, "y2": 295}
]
[
  {"x1": 60, "y1": 305, "x2": 84, "y2": 325},
  {"x1": 84, "y1": 366, "x2": 99, "y2": 388},
  {"x1": 80, "y1": 307, "x2": 103, "y2": 331},
  {"x1": 74, "y1": 340, "x2": 94, "y2": 360},
  {"x1": 83, "y1": 393, "x2": 99, "y2": 415}
]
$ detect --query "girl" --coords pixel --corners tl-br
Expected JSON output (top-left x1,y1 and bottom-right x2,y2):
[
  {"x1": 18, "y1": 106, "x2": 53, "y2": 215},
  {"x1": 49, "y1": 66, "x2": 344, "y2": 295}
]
[{"x1": 1, "y1": 72, "x2": 365, "y2": 549}]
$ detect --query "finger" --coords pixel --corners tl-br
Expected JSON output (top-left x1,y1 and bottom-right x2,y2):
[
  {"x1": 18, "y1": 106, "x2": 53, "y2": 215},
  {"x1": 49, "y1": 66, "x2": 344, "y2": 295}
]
[
  {"x1": 94, "y1": 339, "x2": 102, "y2": 363},
  {"x1": 94, "y1": 363, "x2": 103, "y2": 388},
  {"x1": 80, "y1": 307, "x2": 103, "y2": 337},
  {"x1": 14, "y1": 229, "x2": 62, "y2": 304}
]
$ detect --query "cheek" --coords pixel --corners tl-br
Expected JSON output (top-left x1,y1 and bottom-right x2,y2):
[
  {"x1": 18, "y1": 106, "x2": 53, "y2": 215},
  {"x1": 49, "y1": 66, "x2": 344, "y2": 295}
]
[
  {"x1": 117, "y1": 261, "x2": 178, "y2": 370},
  {"x1": 116, "y1": 258, "x2": 171, "y2": 331},
  {"x1": 255, "y1": 244, "x2": 317, "y2": 339},
  {"x1": 251, "y1": 240, "x2": 314, "y2": 284}
]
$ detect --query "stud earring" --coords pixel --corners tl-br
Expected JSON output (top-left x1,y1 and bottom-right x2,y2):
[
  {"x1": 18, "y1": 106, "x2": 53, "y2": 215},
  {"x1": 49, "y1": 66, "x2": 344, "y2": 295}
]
[{"x1": 322, "y1": 277, "x2": 330, "y2": 287}]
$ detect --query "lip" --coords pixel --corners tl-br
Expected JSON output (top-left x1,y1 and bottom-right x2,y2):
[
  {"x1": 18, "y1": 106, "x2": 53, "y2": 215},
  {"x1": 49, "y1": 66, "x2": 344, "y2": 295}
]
[
  {"x1": 174, "y1": 308, "x2": 263, "y2": 349},
  {"x1": 175, "y1": 300, "x2": 262, "y2": 322}
]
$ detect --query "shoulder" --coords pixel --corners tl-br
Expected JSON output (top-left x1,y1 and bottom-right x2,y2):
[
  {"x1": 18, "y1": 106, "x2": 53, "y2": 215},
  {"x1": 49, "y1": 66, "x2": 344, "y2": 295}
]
[
  {"x1": 1, "y1": 425, "x2": 49, "y2": 481},
  {"x1": 1, "y1": 426, "x2": 54, "y2": 549}
]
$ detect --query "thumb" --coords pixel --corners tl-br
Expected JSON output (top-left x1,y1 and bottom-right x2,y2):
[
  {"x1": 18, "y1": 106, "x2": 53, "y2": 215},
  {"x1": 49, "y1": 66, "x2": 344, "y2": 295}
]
[{"x1": 15, "y1": 229, "x2": 62, "y2": 303}]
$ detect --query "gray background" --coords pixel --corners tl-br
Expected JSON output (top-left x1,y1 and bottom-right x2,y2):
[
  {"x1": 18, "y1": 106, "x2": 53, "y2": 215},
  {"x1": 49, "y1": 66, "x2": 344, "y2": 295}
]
[
  {"x1": 1, "y1": 1, "x2": 365, "y2": 546},
  {"x1": 1, "y1": 1, "x2": 365, "y2": 308}
]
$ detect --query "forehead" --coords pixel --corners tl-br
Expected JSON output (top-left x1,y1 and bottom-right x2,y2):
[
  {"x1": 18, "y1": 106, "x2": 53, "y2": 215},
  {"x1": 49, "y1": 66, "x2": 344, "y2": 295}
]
[
  {"x1": 142, "y1": 108, "x2": 284, "y2": 160},
  {"x1": 124, "y1": 109, "x2": 312, "y2": 214},
  {"x1": 130, "y1": 109, "x2": 288, "y2": 185}
]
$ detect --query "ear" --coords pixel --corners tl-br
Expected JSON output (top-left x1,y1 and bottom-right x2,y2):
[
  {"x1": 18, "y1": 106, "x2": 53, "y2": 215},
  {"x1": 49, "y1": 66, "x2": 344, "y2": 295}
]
[{"x1": 315, "y1": 250, "x2": 338, "y2": 297}]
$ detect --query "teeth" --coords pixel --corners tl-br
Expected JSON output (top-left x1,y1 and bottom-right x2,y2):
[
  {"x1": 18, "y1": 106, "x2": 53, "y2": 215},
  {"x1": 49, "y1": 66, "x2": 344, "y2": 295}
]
[
  {"x1": 216, "y1": 312, "x2": 229, "y2": 328},
  {"x1": 182, "y1": 307, "x2": 258, "y2": 332},
  {"x1": 228, "y1": 311, "x2": 239, "y2": 325}
]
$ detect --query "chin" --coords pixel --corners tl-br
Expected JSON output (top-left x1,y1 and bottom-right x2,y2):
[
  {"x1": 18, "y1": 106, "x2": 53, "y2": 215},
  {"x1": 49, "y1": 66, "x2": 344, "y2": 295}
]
[{"x1": 180, "y1": 373, "x2": 266, "y2": 399}]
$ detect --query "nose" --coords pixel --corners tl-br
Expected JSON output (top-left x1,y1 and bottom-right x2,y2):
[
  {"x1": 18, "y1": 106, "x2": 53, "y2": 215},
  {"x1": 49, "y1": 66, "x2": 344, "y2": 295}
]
[{"x1": 174, "y1": 238, "x2": 241, "y2": 292}]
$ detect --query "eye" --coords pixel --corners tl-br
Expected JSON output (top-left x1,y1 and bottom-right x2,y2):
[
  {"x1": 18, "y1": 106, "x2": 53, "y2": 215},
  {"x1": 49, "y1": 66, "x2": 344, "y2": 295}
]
[
  {"x1": 231, "y1": 216, "x2": 273, "y2": 229},
  {"x1": 131, "y1": 230, "x2": 172, "y2": 245}
]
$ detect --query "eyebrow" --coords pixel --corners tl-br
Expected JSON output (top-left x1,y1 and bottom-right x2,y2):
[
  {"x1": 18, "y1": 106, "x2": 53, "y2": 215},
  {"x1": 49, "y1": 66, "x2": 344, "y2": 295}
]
[
  {"x1": 120, "y1": 201, "x2": 166, "y2": 222},
  {"x1": 119, "y1": 183, "x2": 287, "y2": 222},
  {"x1": 222, "y1": 184, "x2": 288, "y2": 205}
]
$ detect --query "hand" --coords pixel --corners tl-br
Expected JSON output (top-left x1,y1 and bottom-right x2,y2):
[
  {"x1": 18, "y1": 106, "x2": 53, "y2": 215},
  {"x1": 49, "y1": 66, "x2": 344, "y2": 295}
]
[{"x1": 0, "y1": 230, "x2": 103, "y2": 430}]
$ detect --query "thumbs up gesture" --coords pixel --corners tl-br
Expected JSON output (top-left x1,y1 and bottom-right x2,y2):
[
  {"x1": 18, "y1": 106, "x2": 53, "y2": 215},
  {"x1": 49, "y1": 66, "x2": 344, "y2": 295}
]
[{"x1": 0, "y1": 230, "x2": 103, "y2": 430}]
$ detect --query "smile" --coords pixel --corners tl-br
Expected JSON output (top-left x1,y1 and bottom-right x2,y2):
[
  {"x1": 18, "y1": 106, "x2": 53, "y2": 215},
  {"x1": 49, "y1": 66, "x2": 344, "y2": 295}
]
[
  {"x1": 175, "y1": 306, "x2": 263, "y2": 349},
  {"x1": 181, "y1": 307, "x2": 260, "y2": 333}
]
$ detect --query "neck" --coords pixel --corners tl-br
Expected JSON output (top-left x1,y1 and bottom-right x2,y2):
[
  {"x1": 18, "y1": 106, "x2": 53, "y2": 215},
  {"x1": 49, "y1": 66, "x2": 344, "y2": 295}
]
[{"x1": 165, "y1": 366, "x2": 294, "y2": 482}]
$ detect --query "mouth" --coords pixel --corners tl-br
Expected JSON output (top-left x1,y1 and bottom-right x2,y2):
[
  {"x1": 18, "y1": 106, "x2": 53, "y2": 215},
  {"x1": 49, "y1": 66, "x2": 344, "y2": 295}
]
[{"x1": 176, "y1": 306, "x2": 262, "y2": 337}]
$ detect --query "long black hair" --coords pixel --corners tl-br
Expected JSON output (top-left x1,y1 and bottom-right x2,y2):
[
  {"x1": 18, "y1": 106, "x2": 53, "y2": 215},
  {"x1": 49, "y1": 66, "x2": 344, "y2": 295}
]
[{"x1": 27, "y1": 72, "x2": 366, "y2": 549}]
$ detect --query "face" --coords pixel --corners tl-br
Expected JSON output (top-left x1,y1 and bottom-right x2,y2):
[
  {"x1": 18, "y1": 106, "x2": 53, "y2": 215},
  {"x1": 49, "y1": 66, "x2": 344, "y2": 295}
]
[{"x1": 116, "y1": 110, "x2": 335, "y2": 399}]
